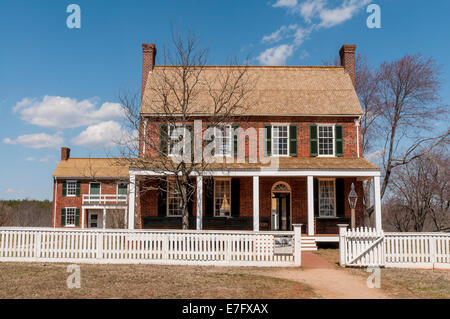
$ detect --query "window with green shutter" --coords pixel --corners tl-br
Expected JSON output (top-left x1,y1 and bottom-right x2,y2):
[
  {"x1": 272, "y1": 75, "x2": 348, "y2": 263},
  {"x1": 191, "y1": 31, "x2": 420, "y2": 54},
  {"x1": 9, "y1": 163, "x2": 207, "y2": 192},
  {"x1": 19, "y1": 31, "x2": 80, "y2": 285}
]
[
  {"x1": 62, "y1": 181, "x2": 67, "y2": 197},
  {"x1": 289, "y1": 125, "x2": 298, "y2": 156},
  {"x1": 160, "y1": 124, "x2": 168, "y2": 156},
  {"x1": 75, "y1": 208, "x2": 80, "y2": 227},
  {"x1": 264, "y1": 125, "x2": 272, "y2": 156},
  {"x1": 335, "y1": 125, "x2": 343, "y2": 157},
  {"x1": 232, "y1": 124, "x2": 239, "y2": 157},
  {"x1": 310, "y1": 125, "x2": 318, "y2": 156}
]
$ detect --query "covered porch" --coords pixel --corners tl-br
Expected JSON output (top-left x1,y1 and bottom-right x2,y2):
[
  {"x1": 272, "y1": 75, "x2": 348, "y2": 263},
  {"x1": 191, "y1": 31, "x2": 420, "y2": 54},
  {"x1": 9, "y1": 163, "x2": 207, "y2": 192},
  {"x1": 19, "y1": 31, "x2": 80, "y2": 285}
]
[{"x1": 128, "y1": 163, "x2": 382, "y2": 240}]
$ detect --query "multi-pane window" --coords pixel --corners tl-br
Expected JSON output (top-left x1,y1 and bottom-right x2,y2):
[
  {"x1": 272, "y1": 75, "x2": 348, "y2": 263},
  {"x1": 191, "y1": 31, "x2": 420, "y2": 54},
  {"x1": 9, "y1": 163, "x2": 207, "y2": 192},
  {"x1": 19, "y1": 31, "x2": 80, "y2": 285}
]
[
  {"x1": 168, "y1": 125, "x2": 189, "y2": 156},
  {"x1": 214, "y1": 179, "x2": 231, "y2": 217},
  {"x1": 272, "y1": 125, "x2": 288, "y2": 156},
  {"x1": 318, "y1": 125, "x2": 334, "y2": 155},
  {"x1": 215, "y1": 125, "x2": 232, "y2": 156},
  {"x1": 67, "y1": 181, "x2": 77, "y2": 196},
  {"x1": 66, "y1": 208, "x2": 76, "y2": 226},
  {"x1": 118, "y1": 183, "x2": 127, "y2": 200},
  {"x1": 319, "y1": 180, "x2": 336, "y2": 217},
  {"x1": 167, "y1": 179, "x2": 182, "y2": 216}
]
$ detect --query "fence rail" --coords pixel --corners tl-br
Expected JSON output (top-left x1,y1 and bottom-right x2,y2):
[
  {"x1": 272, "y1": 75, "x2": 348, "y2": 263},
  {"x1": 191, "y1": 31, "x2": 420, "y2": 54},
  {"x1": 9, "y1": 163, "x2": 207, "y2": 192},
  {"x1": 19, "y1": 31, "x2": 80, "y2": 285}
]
[
  {"x1": 339, "y1": 226, "x2": 450, "y2": 269},
  {"x1": 82, "y1": 194, "x2": 127, "y2": 205},
  {"x1": 0, "y1": 227, "x2": 302, "y2": 267}
]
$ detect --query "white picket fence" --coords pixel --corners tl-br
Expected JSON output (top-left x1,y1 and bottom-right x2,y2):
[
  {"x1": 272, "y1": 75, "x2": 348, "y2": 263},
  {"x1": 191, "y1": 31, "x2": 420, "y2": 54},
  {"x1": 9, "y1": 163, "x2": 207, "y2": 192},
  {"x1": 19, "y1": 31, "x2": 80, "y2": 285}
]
[
  {"x1": 0, "y1": 227, "x2": 301, "y2": 267},
  {"x1": 339, "y1": 226, "x2": 450, "y2": 269}
]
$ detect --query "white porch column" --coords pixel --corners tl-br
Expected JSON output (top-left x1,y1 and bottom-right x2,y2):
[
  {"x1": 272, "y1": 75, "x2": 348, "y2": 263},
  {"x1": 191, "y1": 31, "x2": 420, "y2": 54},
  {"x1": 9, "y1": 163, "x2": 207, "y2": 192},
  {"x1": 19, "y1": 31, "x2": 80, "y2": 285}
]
[
  {"x1": 373, "y1": 175, "x2": 382, "y2": 231},
  {"x1": 103, "y1": 208, "x2": 107, "y2": 229},
  {"x1": 128, "y1": 172, "x2": 136, "y2": 229},
  {"x1": 307, "y1": 175, "x2": 314, "y2": 236},
  {"x1": 196, "y1": 175, "x2": 203, "y2": 230},
  {"x1": 253, "y1": 176, "x2": 259, "y2": 231},
  {"x1": 81, "y1": 207, "x2": 86, "y2": 229}
]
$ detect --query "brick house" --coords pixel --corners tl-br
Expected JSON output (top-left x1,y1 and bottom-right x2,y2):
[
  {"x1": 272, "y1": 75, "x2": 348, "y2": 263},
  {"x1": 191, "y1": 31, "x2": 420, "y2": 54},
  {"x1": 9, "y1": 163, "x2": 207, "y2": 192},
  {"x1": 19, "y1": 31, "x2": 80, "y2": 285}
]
[{"x1": 52, "y1": 43, "x2": 382, "y2": 246}]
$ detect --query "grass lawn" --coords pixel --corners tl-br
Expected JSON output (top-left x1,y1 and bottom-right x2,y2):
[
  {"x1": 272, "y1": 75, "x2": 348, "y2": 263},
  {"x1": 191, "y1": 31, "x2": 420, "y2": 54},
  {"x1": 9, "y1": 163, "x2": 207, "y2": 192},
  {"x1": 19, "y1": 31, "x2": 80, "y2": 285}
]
[
  {"x1": 0, "y1": 263, "x2": 317, "y2": 299},
  {"x1": 314, "y1": 249, "x2": 450, "y2": 299}
]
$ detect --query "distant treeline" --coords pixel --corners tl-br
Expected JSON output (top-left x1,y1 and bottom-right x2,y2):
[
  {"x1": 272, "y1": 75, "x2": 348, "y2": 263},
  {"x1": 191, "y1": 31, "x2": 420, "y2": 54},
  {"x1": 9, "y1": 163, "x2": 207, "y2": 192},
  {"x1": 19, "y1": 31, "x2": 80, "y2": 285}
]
[{"x1": 0, "y1": 200, "x2": 52, "y2": 227}]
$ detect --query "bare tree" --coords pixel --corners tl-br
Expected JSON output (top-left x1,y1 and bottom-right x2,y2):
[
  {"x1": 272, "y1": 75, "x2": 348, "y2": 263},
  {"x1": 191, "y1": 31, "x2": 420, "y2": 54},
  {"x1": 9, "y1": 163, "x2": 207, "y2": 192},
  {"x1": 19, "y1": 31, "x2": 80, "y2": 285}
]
[
  {"x1": 386, "y1": 151, "x2": 449, "y2": 231},
  {"x1": 355, "y1": 54, "x2": 449, "y2": 226},
  {"x1": 117, "y1": 31, "x2": 255, "y2": 229}
]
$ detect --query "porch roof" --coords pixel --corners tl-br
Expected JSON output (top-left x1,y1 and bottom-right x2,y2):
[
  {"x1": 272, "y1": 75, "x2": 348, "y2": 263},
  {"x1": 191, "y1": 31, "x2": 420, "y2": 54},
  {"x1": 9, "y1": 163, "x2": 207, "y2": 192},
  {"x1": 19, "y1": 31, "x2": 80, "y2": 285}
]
[
  {"x1": 52, "y1": 158, "x2": 129, "y2": 178},
  {"x1": 129, "y1": 157, "x2": 379, "y2": 172}
]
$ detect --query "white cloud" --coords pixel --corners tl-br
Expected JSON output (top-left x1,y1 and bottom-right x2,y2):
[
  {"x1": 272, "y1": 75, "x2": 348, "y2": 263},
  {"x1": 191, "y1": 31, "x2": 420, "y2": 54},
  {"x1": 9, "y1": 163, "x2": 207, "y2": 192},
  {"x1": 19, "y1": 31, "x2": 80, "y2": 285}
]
[
  {"x1": 4, "y1": 188, "x2": 24, "y2": 195},
  {"x1": 3, "y1": 132, "x2": 63, "y2": 149},
  {"x1": 25, "y1": 155, "x2": 52, "y2": 163},
  {"x1": 13, "y1": 96, "x2": 124, "y2": 129},
  {"x1": 366, "y1": 149, "x2": 384, "y2": 161},
  {"x1": 272, "y1": 0, "x2": 298, "y2": 8},
  {"x1": 257, "y1": 44, "x2": 294, "y2": 66},
  {"x1": 72, "y1": 121, "x2": 133, "y2": 148},
  {"x1": 259, "y1": 0, "x2": 371, "y2": 65}
]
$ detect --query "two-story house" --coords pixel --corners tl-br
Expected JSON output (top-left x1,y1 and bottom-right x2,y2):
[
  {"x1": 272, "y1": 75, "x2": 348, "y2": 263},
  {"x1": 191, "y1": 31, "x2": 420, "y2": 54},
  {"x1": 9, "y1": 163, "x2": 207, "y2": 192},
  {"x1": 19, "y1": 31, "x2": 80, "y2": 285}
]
[{"x1": 52, "y1": 43, "x2": 382, "y2": 248}]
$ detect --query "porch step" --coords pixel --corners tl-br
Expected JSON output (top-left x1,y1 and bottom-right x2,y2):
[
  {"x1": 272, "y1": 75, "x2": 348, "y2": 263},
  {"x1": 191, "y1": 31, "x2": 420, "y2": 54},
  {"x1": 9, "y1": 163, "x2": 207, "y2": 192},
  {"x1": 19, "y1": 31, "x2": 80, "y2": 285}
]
[{"x1": 300, "y1": 237, "x2": 318, "y2": 251}]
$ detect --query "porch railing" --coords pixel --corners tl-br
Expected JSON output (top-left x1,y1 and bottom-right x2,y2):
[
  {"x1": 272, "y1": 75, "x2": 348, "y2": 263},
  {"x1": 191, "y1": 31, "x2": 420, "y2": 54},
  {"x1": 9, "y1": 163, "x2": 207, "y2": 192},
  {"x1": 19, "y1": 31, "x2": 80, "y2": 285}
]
[
  {"x1": 0, "y1": 227, "x2": 302, "y2": 266},
  {"x1": 82, "y1": 194, "x2": 127, "y2": 205}
]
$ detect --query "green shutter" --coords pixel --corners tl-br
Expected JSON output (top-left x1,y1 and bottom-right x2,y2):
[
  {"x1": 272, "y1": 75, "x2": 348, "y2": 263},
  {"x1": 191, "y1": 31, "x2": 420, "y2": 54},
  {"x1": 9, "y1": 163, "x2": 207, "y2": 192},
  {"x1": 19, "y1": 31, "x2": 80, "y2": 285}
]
[
  {"x1": 264, "y1": 125, "x2": 272, "y2": 156},
  {"x1": 336, "y1": 179, "x2": 345, "y2": 217},
  {"x1": 232, "y1": 124, "x2": 239, "y2": 157},
  {"x1": 335, "y1": 125, "x2": 343, "y2": 157},
  {"x1": 62, "y1": 181, "x2": 67, "y2": 197},
  {"x1": 313, "y1": 179, "x2": 319, "y2": 217},
  {"x1": 310, "y1": 125, "x2": 318, "y2": 157},
  {"x1": 160, "y1": 124, "x2": 168, "y2": 156},
  {"x1": 61, "y1": 208, "x2": 66, "y2": 227},
  {"x1": 76, "y1": 181, "x2": 81, "y2": 197},
  {"x1": 289, "y1": 125, "x2": 298, "y2": 156},
  {"x1": 75, "y1": 208, "x2": 80, "y2": 226},
  {"x1": 186, "y1": 124, "x2": 194, "y2": 160}
]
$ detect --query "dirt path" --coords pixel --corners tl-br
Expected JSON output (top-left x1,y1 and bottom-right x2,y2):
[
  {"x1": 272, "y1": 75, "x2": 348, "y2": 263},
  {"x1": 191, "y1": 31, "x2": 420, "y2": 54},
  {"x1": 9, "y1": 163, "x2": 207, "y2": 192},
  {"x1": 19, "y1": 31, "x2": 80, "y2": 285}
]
[{"x1": 260, "y1": 252, "x2": 389, "y2": 299}]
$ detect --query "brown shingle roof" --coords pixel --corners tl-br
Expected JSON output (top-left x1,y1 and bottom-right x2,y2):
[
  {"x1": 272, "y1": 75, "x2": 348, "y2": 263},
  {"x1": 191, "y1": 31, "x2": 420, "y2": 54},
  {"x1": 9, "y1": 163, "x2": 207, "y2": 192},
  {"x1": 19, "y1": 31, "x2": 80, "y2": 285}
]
[
  {"x1": 141, "y1": 66, "x2": 363, "y2": 116},
  {"x1": 52, "y1": 158, "x2": 129, "y2": 178}
]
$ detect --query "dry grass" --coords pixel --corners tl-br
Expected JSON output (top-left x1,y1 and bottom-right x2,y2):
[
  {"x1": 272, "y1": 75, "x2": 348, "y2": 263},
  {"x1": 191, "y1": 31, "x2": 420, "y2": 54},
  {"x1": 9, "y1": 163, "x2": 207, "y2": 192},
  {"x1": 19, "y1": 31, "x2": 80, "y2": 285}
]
[
  {"x1": 0, "y1": 263, "x2": 317, "y2": 299},
  {"x1": 314, "y1": 249, "x2": 450, "y2": 299}
]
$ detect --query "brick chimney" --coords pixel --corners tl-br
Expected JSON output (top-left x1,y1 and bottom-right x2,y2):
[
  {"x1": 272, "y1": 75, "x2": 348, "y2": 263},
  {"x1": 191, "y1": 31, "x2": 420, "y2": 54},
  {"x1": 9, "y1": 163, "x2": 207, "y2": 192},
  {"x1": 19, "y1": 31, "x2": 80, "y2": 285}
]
[
  {"x1": 61, "y1": 147, "x2": 70, "y2": 161},
  {"x1": 339, "y1": 44, "x2": 356, "y2": 87},
  {"x1": 141, "y1": 43, "x2": 157, "y2": 100}
]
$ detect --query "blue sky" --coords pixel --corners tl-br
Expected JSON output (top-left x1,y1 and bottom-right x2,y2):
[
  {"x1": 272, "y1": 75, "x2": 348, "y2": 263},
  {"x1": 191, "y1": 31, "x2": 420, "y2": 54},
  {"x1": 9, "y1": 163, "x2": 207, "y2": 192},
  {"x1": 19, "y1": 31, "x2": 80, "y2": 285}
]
[{"x1": 0, "y1": 0, "x2": 449, "y2": 200}]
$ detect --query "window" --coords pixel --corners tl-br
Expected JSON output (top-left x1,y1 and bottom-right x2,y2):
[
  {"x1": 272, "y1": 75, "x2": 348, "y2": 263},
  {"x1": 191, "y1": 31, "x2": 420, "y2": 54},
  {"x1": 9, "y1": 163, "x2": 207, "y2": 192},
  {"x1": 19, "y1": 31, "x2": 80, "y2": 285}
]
[
  {"x1": 214, "y1": 179, "x2": 231, "y2": 217},
  {"x1": 65, "y1": 208, "x2": 76, "y2": 226},
  {"x1": 272, "y1": 125, "x2": 289, "y2": 156},
  {"x1": 90, "y1": 182, "x2": 101, "y2": 200},
  {"x1": 66, "y1": 181, "x2": 77, "y2": 196},
  {"x1": 168, "y1": 125, "x2": 190, "y2": 156},
  {"x1": 117, "y1": 183, "x2": 127, "y2": 200},
  {"x1": 215, "y1": 125, "x2": 232, "y2": 156},
  {"x1": 167, "y1": 179, "x2": 182, "y2": 216},
  {"x1": 318, "y1": 125, "x2": 334, "y2": 156},
  {"x1": 319, "y1": 179, "x2": 336, "y2": 217}
]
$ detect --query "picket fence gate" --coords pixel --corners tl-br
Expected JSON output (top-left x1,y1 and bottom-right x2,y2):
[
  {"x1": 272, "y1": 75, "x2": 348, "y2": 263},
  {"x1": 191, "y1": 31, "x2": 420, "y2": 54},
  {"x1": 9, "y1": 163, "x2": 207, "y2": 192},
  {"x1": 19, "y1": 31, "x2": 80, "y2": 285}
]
[
  {"x1": 339, "y1": 226, "x2": 450, "y2": 269},
  {"x1": 0, "y1": 227, "x2": 302, "y2": 267}
]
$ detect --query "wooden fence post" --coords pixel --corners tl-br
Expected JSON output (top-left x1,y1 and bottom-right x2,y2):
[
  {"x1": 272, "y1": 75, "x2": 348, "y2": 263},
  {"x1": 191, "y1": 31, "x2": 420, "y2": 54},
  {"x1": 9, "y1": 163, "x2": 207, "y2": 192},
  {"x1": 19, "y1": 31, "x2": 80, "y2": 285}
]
[
  {"x1": 96, "y1": 232, "x2": 103, "y2": 259},
  {"x1": 338, "y1": 224, "x2": 348, "y2": 267},
  {"x1": 34, "y1": 232, "x2": 42, "y2": 260},
  {"x1": 292, "y1": 224, "x2": 302, "y2": 267}
]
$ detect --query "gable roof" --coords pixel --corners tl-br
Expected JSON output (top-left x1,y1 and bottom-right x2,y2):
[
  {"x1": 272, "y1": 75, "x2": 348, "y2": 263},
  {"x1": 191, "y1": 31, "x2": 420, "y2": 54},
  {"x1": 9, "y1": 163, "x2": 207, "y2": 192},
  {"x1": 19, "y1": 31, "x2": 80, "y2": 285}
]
[
  {"x1": 141, "y1": 65, "x2": 363, "y2": 116},
  {"x1": 52, "y1": 158, "x2": 129, "y2": 178}
]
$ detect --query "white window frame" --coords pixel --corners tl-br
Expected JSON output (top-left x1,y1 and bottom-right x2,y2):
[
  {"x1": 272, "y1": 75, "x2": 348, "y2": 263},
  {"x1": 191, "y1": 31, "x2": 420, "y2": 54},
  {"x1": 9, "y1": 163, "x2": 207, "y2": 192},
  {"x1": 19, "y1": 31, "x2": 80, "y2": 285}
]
[
  {"x1": 214, "y1": 124, "x2": 233, "y2": 157},
  {"x1": 168, "y1": 124, "x2": 190, "y2": 157},
  {"x1": 317, "y1": 124, "x2": 335, "y2": 157},
  {"x1": 89, "y1": 182, "x2": 101, "y2": 195},
  {"x1": 66, "y1": 180, "x2": 77, "y2": 197},
  {"x1": 214, "y1": 178, "x2": 232, "y2": 217},
  {"x1": 271, "y1": 124, "x2": 290, "y2": 157},
  {"x1": 166, "y1": 178, "x2": 183, "y2": 217},
  {"x1": 318, "y1": 178, "x2": 336, "y2": 218},
  {"x1": 65, "y1": 207, "x2": 77, "y2": 227},
  {"x1": 117, "y1": 182, "x2": 128, "y2": 199}
]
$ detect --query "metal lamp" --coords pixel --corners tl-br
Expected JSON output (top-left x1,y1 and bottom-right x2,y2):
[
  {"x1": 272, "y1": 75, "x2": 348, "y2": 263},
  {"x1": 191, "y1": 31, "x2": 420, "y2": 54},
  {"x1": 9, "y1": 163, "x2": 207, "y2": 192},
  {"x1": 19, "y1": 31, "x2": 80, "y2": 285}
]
[{"x1": 348, "y1": 183, "x2": 358, "y2": 228}]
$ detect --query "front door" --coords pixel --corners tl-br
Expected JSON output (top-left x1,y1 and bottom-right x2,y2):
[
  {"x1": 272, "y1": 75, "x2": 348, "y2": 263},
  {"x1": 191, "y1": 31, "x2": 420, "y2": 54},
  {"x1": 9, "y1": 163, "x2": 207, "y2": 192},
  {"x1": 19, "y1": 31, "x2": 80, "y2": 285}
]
[
  {"x1": 88, "y1": 211, "x2": 103, "y2": 229},
  {"x1": 271, "y1": 193, "x2": 291, "y2": 231}
]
